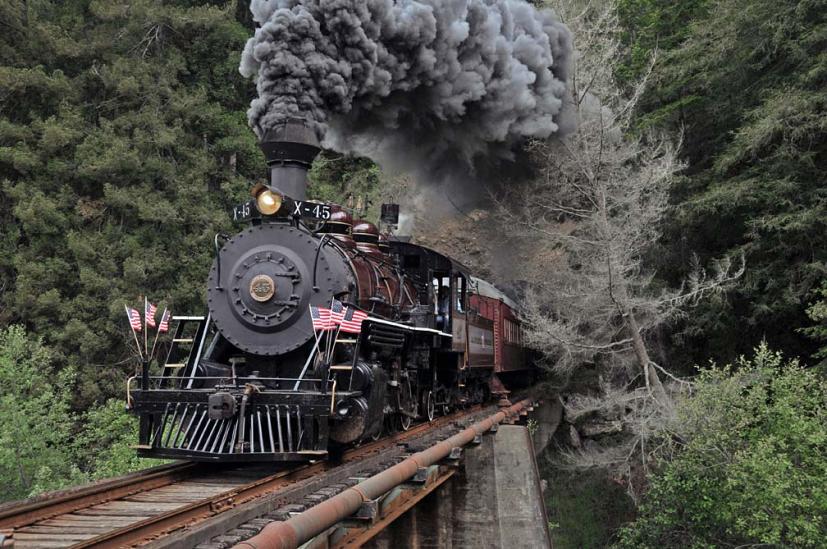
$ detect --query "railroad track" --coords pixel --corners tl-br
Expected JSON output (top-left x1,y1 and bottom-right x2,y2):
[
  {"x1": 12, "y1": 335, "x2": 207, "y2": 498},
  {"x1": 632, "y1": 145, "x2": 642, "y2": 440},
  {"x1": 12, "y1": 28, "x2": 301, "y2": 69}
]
[{"x1": 0, "y1": 405, "x2": 488, "y2": 549}]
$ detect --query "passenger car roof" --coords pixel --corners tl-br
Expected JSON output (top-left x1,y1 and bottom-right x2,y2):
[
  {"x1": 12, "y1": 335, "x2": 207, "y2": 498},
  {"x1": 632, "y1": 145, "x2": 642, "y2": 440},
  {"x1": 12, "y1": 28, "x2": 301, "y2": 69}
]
[{"x1": 470, "y1": 276, "x2": 520, "y2": 311}]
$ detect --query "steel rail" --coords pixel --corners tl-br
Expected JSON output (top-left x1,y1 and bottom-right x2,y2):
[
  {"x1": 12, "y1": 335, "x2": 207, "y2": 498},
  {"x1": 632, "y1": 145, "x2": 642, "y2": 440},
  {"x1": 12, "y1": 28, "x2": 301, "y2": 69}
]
[
  {"x1": 234, "y1": 399, "x2": 531, "y2": 549},
  {"x1": 0, "y1": 462, "x2": 197, "y2": 531}
]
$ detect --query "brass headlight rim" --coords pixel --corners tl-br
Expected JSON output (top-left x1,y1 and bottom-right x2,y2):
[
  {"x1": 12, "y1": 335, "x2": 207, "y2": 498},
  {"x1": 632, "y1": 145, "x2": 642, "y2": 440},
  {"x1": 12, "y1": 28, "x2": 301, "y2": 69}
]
[{"x1": 255, "y1": 188, "x2": 283, "y2": 216}]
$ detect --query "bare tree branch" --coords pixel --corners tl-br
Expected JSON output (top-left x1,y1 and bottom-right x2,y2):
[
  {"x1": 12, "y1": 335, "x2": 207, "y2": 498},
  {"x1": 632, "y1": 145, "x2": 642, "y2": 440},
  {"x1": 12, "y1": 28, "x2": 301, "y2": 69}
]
[{"x1": 501, "y1": 0, "x2": 743, "y2": 500}]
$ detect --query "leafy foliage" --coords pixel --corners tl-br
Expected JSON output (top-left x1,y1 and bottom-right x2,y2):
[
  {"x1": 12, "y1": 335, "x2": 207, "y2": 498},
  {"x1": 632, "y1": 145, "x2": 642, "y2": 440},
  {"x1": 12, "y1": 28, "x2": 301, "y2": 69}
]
[
  {"x1": 615, "y1": 344, "x2": 827, "y2": 548},
  {"x1": 73, "y1": 399, "x2": 160, "y2": 481},
  {"x1": 0, "y1": 325, "x2": 156, "y2": 503},
  {"x1": 0, "y1": 325, "x2": 79, "y2": 500},
  {"x1": 308, "y1": 151, "x2": 384, "y2": 219}
]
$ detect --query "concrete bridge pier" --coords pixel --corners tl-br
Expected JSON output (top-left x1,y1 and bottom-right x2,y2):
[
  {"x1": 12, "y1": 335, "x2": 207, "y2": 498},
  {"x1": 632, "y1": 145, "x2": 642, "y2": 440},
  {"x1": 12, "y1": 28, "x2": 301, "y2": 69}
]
[{"x1": 366, "y1": 424, "x2": 551, "y2": 548}]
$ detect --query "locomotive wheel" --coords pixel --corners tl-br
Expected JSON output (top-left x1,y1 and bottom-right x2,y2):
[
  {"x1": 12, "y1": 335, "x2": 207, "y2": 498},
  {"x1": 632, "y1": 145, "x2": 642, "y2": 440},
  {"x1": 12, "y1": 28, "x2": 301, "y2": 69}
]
[
  {"x1": 397, "y1": 377, "x2": 416, "y2": 431},
  {"x1": 425, "y1": 391, "x2": 435, "y2": 422}
]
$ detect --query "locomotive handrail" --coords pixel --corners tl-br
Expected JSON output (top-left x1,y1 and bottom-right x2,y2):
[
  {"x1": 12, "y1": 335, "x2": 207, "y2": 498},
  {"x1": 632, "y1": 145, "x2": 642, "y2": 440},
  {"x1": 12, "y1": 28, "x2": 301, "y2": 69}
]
[
  {"x1": 365, "y1": 316, "x2": 453, "y2": 337},
  {"x1": 137, "y1": 375, "x2": 330, "y2": 393},
  {"x1": 311, "y1": 233, "x2": 331, "y2": 291},
  {"x1": 185, "y1": 312, "x2": 211, "y2": 389},
  {"x1": 213, "y1": 233, "x2": 230, "y2": 290},
  {"x1": 141, "y1": 375, "x2": 326, "y2": 383},
  {"x1": 126, "y1": 375, "x2": 137, "y2": 408}
]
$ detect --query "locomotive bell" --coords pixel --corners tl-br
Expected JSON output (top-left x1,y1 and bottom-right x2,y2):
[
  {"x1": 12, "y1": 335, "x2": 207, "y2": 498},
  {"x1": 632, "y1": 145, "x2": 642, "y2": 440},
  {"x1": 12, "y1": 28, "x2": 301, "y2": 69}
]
[{"x1": 259, "y1": 118, "x2": 321, "y2": 201}]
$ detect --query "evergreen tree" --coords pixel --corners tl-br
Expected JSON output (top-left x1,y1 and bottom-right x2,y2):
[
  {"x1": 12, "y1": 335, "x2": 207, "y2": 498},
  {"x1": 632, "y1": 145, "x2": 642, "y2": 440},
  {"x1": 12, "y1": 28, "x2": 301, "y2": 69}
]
[
  {"x1": 0, "y1": 0, "x2": 261, "y2": 405},
  {"x1": 622, "y1": 0, "x2": 827, "y2": 365},
  {"x1": 802, "y1": 281, "x2": 827, "y2": 370}
]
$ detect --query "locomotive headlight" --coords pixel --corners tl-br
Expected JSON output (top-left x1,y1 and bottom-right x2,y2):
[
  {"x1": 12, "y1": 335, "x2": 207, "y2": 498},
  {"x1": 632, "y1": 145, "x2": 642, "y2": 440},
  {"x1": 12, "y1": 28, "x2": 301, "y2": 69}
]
[{"x1": 255, "y1": 189, "x2": 282, "y2": 215}]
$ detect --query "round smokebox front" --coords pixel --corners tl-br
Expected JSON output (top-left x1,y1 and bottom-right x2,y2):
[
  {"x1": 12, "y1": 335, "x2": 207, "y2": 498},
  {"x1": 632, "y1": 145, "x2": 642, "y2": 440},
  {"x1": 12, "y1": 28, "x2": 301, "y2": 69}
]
[{"x1": 207, "y1": 224, "x2": 349, "y2": 356}]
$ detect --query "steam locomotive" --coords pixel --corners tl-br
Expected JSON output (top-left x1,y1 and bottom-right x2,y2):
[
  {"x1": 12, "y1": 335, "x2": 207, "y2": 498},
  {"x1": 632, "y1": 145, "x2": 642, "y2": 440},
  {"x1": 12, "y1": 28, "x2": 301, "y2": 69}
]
[{"x1": 129, "y1": 120, "x2": 531, "y2": 462}]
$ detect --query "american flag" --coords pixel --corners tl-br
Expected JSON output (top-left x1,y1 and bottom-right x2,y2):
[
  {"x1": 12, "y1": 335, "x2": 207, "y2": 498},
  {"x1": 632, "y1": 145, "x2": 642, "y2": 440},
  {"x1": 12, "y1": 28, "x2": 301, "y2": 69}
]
[
  {"x1": 339, "y1": 307, "x2": 368, "y2": 334},
  {"x1": 330, "y1": 299, "x2": 346, "y2": 325},
  {"x1": 310, "y1": 306, "x2": 333, "y2": 331},
  {"x1": 126, "y1": 307, "x2": 142, "y2": 332},
  {"x1": 145, "y1": 300, "x2": 157, "y2": 328},
  {"x1": 158, "y1": 309, "x2": 171, "y2": 333}
]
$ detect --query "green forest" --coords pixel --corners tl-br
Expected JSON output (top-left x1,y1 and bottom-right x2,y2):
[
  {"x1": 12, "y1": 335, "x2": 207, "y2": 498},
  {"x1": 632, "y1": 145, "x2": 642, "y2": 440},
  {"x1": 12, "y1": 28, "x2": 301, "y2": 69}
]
[{"x1": 0, "y1": 0, "x2": 825, "y2": 546}]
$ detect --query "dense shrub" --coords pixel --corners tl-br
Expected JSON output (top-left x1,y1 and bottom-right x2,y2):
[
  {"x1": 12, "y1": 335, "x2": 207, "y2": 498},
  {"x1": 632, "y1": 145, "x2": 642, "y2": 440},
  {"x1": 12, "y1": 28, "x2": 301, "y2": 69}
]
[
  {"x1": 0, "y1": 325, "x2": 156, "y2": 502},
  {"x1": 615, "y1": 345, "x2": 827, "y2": 548}
]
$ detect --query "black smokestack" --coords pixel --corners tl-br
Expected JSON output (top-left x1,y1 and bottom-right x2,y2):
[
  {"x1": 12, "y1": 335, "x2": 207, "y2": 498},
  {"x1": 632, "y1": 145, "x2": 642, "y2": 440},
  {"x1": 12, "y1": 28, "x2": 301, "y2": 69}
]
[
  {"x1": 241, "y1": 0, "x2": 573, "y2": 188},
  {"x1": 259, "y1": 118, "x2": 321, "y2": 200}
]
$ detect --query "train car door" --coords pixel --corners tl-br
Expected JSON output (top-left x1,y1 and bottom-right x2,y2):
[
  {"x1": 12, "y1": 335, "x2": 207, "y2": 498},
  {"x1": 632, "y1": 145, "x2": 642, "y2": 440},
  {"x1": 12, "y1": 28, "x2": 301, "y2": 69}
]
[
  {"x1": 432, "y1": 274, "x2": 452, "y2": 341},
  {"x1": 451, "y1": 273, "x2": 468, "y2": 353}
]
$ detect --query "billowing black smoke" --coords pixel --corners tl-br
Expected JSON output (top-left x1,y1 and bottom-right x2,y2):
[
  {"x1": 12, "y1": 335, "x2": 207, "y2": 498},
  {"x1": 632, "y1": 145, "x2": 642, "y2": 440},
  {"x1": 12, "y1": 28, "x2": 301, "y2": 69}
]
[{"x1": 240, "y1": 0, "x2": 572, "y2": 194}]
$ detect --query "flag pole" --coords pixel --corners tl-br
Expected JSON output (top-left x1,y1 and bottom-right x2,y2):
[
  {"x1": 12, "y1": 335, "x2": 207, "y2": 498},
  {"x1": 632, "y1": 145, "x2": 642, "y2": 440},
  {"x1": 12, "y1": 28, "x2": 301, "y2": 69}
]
[
  {"x1": 143, "y1": 296, "x2": 149, "y2": 358},
  {"x1": 328, "y1": 321, "x2": 342, "y2": 363},
  {"x1": 326, "y1": 298, "x2": 338, "y2": 362},
  {"x1": 294, "y1": 305, "x2": 324, "y2": 391},
  {"x1": 125, "y1": 304, "x2": 144, "y2": 361},
  {"x1": 149, "y1": 307, "x2": 165, "y2": 363},
  {"x1": 292, "y1": 336, "x2": 322, "y2": 391}
]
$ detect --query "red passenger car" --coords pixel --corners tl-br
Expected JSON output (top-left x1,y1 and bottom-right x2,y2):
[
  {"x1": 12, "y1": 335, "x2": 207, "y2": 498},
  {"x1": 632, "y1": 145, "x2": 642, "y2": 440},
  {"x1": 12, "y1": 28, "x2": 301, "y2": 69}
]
[{"x1": 469, "y1": 277, "x2": 529, "y2": 388}]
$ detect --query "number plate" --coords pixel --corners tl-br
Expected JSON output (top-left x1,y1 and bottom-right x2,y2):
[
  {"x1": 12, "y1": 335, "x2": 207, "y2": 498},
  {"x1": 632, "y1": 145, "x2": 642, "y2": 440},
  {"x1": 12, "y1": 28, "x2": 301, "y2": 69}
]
[
  {"x1": 232, "y1": 200, "x2": 257, "y2": 222},
  {"x1": 292, "y1": 200, "x2": 332, "y2": 220},
  {"x1": 230, "y1": 199, "x2": 332, "y2": 222}
]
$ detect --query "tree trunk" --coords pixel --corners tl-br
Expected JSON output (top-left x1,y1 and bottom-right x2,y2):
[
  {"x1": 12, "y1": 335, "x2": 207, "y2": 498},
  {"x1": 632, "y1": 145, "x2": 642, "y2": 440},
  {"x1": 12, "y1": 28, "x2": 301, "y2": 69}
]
[{"x1": 624, "y1": 309, "x2": 672, "y2": 410}]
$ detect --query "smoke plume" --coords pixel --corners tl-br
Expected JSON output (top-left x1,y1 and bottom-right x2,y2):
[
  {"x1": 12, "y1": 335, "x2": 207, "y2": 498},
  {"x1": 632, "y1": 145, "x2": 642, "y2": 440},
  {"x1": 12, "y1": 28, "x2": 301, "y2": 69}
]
[{"x1": 240, "y1": 0, "x2": 573, "y2": 189}]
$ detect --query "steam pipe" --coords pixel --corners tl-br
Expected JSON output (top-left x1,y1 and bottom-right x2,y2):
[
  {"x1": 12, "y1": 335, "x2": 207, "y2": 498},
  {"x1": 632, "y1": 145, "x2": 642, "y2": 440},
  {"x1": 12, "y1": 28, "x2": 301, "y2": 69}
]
[
  {"x1": 259, "y1": 118, "x2": 321, "y2": 201},
  {"x1": 233, "y1": 399, "x2": 532, "y2": 549}
]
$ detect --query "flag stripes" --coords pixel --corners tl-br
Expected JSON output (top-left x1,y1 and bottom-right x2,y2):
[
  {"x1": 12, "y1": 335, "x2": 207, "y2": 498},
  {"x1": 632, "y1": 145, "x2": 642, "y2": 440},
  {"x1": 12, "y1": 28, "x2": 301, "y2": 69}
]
[
  {"x1": 158, "y1": 309, "x2": 171, "y2": 333},
  {"x1": 311, "y1": 300, "x2": 370, "y2": 334},
  {"x1": 145, "y1": 301, "x2": 157, "y2": 328},
  {"x1": 339, "y1": 307, "x2": 368, "y2": 334},
  {"x1": 311, "y1": 306, "x2": 334, "y2": 331},
  {"x1": 330, "y1": 299, "x2": 345, "y2": 325},
  {"x1": 127, "y1": 307, "x2": 142, "y2": 332}
]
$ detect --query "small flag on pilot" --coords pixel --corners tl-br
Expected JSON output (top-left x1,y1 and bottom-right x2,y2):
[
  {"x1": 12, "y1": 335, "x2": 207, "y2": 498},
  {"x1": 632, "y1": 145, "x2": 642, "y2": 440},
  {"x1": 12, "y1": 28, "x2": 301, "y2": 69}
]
[
  {"x1": 158, "y1": 309, "x2": 171, "y2": 333},
  {"x1": 339, "y1": 307, "x2": 368, "y2": 334},
  {"x1": 126, "y1": 307, "x2": 142, "y2": 332},
  {"x1": 145, "y1": 300, "x2": 157, "y2": 328},
  {"x1": 310, "y1": 306, "x2": 333, "y2": 331},
  {"x1": 330, "y1": 299, "x2": 346, "y2": 325}
]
